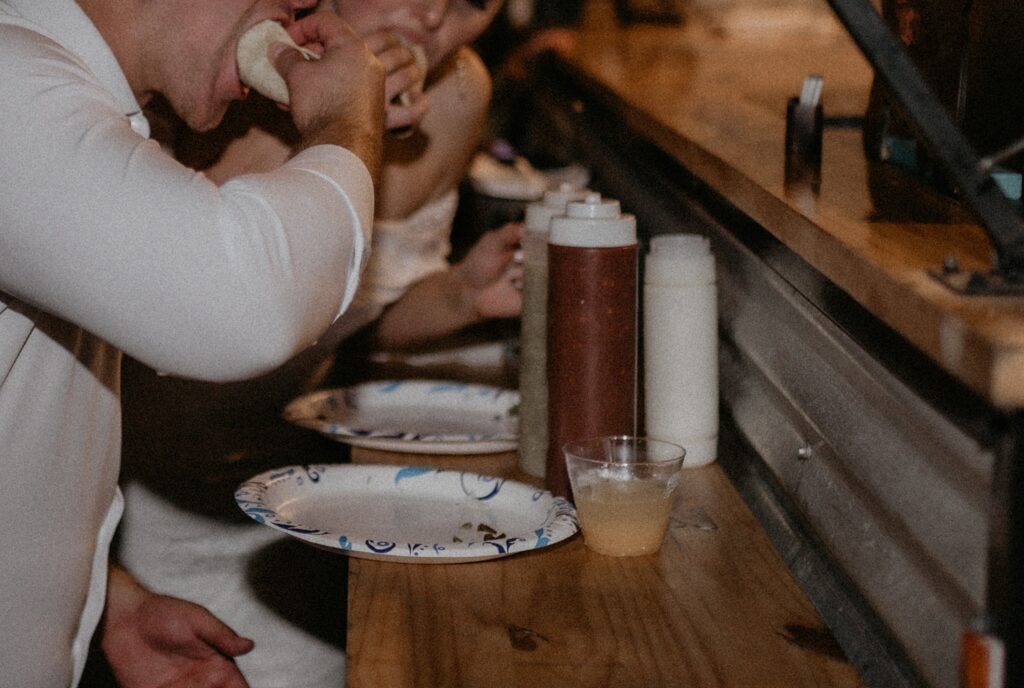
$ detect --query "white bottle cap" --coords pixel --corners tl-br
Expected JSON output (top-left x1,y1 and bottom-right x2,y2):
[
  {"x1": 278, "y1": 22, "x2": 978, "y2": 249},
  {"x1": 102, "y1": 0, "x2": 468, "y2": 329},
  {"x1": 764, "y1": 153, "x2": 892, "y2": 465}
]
[
  {"x1": 549, "y1": 193, "x2": 636, "y2": 247},
  {"x1": 524, "y1": 183, "x2": 591, "y2": 235},
  {"x1": 645, "y1": 234, "x2": 715, "y2": 285}
]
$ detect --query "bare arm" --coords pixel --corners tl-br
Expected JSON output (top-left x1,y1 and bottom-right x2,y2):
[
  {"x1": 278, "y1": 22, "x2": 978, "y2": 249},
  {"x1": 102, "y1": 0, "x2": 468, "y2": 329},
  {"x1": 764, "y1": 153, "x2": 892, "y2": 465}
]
[
  {"x1": 365, "y1": 49, "x2": 525, "y2": 350},
  {"x1": 0, "y1": 27, "x2": 372, "y2": 382},
  {"x1": 372, "y1": 222, "x2": 523, "y2": 350},
  {"x1": 376, "y1": 47, "x2": 493, "y2": 219}
]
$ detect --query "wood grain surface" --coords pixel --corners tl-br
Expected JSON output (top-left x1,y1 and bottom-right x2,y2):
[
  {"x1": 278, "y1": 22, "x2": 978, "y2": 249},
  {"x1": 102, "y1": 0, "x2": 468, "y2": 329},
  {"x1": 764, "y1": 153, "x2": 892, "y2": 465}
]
[{"x1": 346, "y1": 447, "x2": 860, "y2": 687}]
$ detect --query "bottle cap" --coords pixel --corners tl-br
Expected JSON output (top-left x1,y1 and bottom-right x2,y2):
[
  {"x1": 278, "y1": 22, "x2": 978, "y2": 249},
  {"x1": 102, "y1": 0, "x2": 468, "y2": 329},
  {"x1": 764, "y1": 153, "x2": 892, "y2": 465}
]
[
  {"x1": 549, "y1": 194, "x2": 636, "y2": 247},
  {"x1": 645, "y1": 234, "x2": 715, "y2": 285},
  {"x1": 524, "y1": 183, "x2": 591, "y2": 235}
]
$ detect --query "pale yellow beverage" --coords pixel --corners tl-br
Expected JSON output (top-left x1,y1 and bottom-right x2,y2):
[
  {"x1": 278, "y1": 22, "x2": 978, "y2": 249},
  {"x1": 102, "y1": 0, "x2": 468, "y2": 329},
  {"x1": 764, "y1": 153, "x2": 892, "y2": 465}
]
[{"x1": 573, "y1": 479, "x2": 674, "y2": 556}]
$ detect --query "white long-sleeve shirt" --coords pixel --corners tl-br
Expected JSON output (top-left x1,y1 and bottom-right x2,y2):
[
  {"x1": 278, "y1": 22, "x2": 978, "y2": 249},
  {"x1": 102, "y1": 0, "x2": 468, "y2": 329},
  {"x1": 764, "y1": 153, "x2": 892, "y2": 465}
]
[{"x1": 0, "y1": 1, "x2": 374, "y2": 686}]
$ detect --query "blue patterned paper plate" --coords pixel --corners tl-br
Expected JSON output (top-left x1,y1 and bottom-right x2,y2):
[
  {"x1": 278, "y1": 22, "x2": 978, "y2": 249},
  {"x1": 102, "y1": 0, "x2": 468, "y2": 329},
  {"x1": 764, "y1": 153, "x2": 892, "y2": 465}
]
[
  {"x1": 282, "y1": 380, "x2": 519, "y2": 454},
  {"x1": 235, "y1": 464, "x2": 579, "y2": 563}
]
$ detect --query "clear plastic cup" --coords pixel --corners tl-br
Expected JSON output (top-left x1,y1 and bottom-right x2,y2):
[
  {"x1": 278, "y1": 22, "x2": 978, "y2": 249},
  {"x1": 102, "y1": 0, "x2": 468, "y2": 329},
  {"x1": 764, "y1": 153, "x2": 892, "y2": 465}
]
[{"x1": 564, "y1": 436, "x2": 685, "y2": 556}]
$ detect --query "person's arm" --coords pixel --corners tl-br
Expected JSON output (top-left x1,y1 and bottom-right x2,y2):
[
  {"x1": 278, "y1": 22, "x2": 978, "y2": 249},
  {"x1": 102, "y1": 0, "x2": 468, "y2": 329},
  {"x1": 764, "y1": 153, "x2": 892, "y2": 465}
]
[
  {"x1": 0, "y1": 24, "x2": 373, "y2": 382},
  {"x1": 349, "y1": 47, "x2": 524, "y2": 351},
  {"x1": 371, "y1": 222, "x2": 523, "y2": 350},
  {"x1": 376, "y1": 47, "x2": 493, "y2": 220},
  {"x1": 100, "y1": 565, "x2": 253, "y2": 688}
]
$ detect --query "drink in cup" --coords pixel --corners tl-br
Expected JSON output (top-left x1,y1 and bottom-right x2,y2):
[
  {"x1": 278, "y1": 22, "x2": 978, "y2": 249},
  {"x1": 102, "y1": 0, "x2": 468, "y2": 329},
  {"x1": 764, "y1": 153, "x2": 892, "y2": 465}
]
[{"x1": 564, "y1": 436, "x2": 685, "y2": 556}]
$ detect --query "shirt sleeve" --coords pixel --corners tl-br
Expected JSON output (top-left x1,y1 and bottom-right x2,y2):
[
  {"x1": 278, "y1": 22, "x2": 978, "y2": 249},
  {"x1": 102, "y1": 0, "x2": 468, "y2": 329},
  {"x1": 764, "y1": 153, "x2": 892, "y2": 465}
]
[{"x1": 0, "y1": 25, "x2": 374, "y2": 382}]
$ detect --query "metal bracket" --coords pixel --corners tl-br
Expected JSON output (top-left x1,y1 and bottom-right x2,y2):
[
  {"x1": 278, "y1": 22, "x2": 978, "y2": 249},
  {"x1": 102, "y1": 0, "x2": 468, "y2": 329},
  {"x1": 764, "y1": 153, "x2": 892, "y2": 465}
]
[{"x1": 825, "y1": 0, "x2": 1024, "y2": 293}]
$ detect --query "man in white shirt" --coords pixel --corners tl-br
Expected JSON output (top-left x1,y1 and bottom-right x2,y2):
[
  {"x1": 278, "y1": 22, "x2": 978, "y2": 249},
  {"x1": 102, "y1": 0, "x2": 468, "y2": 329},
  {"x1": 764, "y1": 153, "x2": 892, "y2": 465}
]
[{"x1": 0, "y1": 1, "x2": 418, "y2": 686}]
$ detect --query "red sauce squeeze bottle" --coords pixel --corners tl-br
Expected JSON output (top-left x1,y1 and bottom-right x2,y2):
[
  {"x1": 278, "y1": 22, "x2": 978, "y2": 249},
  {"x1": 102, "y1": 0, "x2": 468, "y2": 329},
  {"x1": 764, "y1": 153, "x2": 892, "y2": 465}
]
[{"x1": 545, "y1": 194, "x2": 638, "y2": 498}]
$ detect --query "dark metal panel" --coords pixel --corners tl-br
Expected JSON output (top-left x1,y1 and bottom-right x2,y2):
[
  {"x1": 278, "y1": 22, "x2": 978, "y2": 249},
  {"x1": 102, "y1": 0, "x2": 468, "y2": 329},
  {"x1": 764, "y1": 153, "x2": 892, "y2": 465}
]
[{"x1": 715, "y1": 211, "x2": 990, "y2": 688}]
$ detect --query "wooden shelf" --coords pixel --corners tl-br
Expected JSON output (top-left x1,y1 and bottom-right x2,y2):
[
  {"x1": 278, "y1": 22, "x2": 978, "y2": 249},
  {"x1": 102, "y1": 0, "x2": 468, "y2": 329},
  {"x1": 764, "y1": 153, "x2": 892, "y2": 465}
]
[
  {"x1": 561, "y1": 1, "x2": 1024, "y2": 409},
  {"x1": 345, "y1": 447, "x2": 860, "y2": 687}
]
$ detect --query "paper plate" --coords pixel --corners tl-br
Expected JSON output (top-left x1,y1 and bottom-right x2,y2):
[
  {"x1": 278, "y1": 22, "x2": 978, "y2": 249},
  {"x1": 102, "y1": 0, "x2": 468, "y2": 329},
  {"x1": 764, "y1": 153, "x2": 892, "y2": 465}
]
[
  {"x1": 235, "y1": 464, "x2": 578, "y2": 563},
  {"x1": 283, "y1": 380, "x2": 519, "y2": 454}
]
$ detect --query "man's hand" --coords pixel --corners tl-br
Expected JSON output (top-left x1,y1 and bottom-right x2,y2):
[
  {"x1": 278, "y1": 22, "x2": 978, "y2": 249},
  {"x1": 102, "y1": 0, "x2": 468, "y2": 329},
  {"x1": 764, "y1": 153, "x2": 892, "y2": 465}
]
[
  {"x1": 101, "y1": 566, "x2": 254, "y2": 688},
  {"x1": 372, "y1": 221, "x2": 524, "y2": 350},
  {"x1": 275, "y1": 12, "x2": 385, "y2": 179}
]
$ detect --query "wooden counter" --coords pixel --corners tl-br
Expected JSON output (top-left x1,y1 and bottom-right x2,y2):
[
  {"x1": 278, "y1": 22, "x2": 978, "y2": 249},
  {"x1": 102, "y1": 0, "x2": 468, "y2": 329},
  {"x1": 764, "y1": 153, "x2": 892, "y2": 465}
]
[
  {"x1": 346, "y1": 447, "x2": 860, "y2": 688},
  {"x1": 556, "y1": 0, "x2": 1024, "y2": 409},
  {"x1": 340, "y1": 3, "x2": 1024, "y2": 685}
]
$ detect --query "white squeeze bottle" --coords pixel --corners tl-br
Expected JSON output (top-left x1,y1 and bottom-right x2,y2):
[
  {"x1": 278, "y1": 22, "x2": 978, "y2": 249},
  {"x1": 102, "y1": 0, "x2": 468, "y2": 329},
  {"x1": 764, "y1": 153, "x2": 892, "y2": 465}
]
[
  {"x1": 517, "y1": 183, "x2": 591, "y2": 478},
  {"x1": 643, "y1": 234, "x2": 718, "y2": 467}
]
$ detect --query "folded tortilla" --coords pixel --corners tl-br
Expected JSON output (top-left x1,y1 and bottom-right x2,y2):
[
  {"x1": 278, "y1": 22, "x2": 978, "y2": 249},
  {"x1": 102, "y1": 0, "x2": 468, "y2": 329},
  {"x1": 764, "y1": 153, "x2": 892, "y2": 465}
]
[{"x1": 237, "y1": 20, "x2": 319, "y2": 104}]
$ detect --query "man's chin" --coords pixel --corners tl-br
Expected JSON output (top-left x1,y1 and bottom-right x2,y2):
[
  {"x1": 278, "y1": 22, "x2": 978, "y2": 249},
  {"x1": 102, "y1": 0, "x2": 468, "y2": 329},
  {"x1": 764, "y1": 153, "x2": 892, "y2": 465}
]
[{"x1": 180, "y1": 104, "x2": 231, "y2": 133}]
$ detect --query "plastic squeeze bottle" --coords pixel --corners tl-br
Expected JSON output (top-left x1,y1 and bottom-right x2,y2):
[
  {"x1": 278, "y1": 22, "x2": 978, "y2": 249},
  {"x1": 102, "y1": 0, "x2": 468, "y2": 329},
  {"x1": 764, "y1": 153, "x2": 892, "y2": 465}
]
[
  {"x1": 546, "y1": 194, "x2": 638, "y2": 498},
  {"x1": 643, "y1": 234, "x2": 718, "y2": 466},
  {"x1": 518, "y1": 184, "x2": 591, "y2": 478}
]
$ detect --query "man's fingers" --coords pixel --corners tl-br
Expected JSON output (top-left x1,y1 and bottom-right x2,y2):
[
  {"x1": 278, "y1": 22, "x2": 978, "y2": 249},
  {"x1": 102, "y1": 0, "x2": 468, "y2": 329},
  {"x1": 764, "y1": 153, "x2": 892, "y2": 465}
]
[
  {"x1": 288, "y1": 9, "x2": 360, "y2": 47},
  {"x1": 187, "y1": 606, "x2": 255, "y2": 658},
  {"x1": 362, "y1": 30, "x2": 405, "y2": 57},
  {"x1": 270, "y1": 43, "x2": 308, "y2": 80}
]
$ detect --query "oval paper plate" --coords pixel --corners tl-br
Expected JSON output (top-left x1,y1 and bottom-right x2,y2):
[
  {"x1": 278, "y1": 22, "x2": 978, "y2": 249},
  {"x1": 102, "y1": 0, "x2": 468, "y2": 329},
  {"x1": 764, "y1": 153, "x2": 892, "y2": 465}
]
[
  {"x1": 235, "y1": 464, "x2": 579, "y2": 563},
  {"x1": 282, "y1": 380, "x2": 519, "y2": 454}
]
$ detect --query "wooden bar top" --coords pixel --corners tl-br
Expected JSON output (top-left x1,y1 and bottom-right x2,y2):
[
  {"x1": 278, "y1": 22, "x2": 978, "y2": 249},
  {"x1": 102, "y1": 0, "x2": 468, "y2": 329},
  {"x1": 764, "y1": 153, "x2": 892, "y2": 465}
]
[
  {"x1": 558, "y1": 0, "x2": 1024, "y2": 408},
  {"x1": 345, "y1": 447, "x2": 860, "y2": 687}
]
